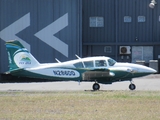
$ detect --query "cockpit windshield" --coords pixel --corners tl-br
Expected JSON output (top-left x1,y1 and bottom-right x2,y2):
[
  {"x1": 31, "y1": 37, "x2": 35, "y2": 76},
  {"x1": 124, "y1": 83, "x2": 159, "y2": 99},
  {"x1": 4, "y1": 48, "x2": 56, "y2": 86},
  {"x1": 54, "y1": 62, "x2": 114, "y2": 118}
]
[{"x1": 108, "y1": 58, "x2": 116, "y2": 66}]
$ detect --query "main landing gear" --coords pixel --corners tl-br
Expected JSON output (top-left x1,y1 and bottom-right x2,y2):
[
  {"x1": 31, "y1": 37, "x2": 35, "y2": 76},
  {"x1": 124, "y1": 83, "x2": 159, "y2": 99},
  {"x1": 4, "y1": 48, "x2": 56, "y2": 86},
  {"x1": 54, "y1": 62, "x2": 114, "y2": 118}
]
[
  {"x1": 129, "y1": 81, "x2": 136, "y2": 90},
  {"x1": 92, "y1": 82, "x2": 100, "y2": 91},
  {"x1": 92, "y1": 81, "x2": 136, "y2": 91}
]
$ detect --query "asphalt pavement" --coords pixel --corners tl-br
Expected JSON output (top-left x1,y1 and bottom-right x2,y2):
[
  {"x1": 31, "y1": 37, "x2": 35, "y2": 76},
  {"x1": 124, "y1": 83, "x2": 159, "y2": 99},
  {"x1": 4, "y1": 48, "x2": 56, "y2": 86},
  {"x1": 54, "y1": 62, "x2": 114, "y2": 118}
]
[{"x1": 0, "y1": 74, "x2": 159, "y2": 91}]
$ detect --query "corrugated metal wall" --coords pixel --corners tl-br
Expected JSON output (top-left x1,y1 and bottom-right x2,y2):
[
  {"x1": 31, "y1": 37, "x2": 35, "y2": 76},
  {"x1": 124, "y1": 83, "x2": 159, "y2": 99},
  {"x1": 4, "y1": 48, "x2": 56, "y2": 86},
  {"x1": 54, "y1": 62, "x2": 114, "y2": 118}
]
[
  {"x1": 0, "y1": 0, "x2": 82, "y2": 73},
  {"x1": 82, "y1": 0, "x2": 156, "y2": 44},
  {"x1": 82, "y1": 0, "x2": 160, "y2": 62},
  {"x1": 1, "y1": 0, "x2": 160, "y2": 73},
  {"x1": 82, "y1": 0, "x2": 115, "y2": 44}
]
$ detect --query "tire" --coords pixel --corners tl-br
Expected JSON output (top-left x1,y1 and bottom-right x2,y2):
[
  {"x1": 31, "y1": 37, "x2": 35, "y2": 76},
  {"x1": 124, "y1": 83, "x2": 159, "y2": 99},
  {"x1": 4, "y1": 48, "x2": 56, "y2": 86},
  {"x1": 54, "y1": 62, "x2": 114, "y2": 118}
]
[
  {"x1": 129, "y1": 84, "x2": 136, "y2": 90},
  {"x1": 92, "y1": 83, "x2": 100, "y2": 91}
]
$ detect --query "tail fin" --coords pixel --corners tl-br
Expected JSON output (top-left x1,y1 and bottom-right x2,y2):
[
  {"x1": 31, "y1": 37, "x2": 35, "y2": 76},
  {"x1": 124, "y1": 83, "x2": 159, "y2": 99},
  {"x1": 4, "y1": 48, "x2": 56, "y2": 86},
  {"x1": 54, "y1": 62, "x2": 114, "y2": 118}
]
[{"x1": 5, "y1": 40, "x2": 40, "y2": 71}]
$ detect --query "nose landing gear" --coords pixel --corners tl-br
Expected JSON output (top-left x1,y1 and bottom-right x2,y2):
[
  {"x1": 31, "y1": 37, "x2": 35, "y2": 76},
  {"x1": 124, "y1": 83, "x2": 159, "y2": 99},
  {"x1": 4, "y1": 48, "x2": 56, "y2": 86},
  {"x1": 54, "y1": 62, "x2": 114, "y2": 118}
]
[{"x1": 129, "y1": 82, "x2": 136, "y2": 90}]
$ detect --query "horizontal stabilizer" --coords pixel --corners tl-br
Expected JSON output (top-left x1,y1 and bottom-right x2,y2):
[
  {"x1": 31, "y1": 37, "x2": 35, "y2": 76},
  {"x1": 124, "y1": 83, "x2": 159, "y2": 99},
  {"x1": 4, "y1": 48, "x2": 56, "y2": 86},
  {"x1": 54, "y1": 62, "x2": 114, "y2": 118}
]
[{"x1": 5, "y1": 68, "x2": 24, "y2": 74}]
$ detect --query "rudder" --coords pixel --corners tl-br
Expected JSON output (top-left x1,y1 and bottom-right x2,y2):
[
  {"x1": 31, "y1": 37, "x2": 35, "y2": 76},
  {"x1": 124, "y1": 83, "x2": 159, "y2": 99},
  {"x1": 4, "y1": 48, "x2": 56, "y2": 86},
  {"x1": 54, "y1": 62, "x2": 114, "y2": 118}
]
[{"x1": 5, "y1": 40, "x2": 40, "y2": 71}]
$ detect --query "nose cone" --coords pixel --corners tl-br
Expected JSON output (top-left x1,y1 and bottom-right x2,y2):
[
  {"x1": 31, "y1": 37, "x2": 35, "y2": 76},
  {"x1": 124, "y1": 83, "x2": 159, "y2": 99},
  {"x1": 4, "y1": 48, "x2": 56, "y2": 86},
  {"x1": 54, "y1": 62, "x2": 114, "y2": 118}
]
[
  {"x1": 148, "y1": 67, "x2": 157, "y2": 74},
  {"x1": 134, "y1": 65, "x2": 157, "y2": 77},
  {"x1": 134, "y1": 64, "x2": 157, "y2": 74},
  {"x1": 141, "y1": 65, "x2": 157, "y2": 74}
]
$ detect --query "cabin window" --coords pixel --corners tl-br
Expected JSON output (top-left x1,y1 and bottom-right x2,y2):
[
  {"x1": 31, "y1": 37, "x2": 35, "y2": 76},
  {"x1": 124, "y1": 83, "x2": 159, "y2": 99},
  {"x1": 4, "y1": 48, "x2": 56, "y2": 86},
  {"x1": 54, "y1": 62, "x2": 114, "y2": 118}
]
[
  {"x1": 84, "y1": 61, "x2": 94, "y2": 68},
  {"x1": 74, "y1": 61, "x2": 94, "y2": 68},
  {"x1": 95, "y1": 60, "x2": 107, "y2": 67},
  {"x1": 74, "y1": 62, "x2": 84, "y2": 68}
]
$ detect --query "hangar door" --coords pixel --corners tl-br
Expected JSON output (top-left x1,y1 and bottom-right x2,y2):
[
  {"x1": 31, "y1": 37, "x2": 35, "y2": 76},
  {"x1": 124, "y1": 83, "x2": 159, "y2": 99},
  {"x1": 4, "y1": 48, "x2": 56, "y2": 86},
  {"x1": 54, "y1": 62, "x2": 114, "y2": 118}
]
[
  {"x1": 132, "y1": 46, "x2": 153, "y2": 63},
  {"x1": 117, "y1": 0, "x2": 153, "y2": 43}
]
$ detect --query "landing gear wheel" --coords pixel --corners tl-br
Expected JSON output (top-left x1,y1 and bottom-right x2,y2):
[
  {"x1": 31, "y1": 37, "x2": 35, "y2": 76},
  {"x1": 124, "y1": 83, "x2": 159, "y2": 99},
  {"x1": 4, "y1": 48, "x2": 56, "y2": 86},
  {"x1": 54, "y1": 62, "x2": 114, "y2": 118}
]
[
  {"x1": 92, "y1": 83, "x2": 100, "y2": 91},
  {"x1": 129, "y1": 84, "x2": 136, "y2": 90}
]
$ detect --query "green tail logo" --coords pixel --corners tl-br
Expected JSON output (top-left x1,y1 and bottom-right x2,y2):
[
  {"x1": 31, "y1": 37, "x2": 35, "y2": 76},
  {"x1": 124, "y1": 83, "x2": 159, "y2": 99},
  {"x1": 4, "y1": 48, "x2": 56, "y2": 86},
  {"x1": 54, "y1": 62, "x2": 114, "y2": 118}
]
[{"x1": 6, "y1": 40, "x2": 40, "y2": 71}]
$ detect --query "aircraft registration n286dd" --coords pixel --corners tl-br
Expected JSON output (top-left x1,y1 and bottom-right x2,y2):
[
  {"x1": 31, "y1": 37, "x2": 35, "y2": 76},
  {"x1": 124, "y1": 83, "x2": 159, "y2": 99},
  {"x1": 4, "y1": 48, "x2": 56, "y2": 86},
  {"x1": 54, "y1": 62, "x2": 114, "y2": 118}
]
[{"x1": 5, "y1": 40, "x2": 157, "y2": 90}]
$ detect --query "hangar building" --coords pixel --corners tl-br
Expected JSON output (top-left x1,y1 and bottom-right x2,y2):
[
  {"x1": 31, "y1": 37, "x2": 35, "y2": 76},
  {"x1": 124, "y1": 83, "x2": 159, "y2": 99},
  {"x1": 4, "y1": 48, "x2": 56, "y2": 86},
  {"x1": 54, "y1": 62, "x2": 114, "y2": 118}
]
[{"x1": 0, "y1": 0, "x2": 160, "y2": 73}]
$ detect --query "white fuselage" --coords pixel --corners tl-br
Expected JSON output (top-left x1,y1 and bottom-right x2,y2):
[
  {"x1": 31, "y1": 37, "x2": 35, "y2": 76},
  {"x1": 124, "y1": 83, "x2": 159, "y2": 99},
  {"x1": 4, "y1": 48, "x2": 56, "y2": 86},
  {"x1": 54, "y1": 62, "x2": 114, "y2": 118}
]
[{"x1": 25, "y1": 56, "x2": 156, "y2": 79}]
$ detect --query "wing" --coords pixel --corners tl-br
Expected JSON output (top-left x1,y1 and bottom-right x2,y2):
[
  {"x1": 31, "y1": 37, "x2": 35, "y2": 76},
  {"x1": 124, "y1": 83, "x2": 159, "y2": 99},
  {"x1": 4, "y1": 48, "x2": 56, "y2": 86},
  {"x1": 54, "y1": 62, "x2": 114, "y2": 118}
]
[{"x1": 82, "y1": 68, "x2": 115, "y2": 80}]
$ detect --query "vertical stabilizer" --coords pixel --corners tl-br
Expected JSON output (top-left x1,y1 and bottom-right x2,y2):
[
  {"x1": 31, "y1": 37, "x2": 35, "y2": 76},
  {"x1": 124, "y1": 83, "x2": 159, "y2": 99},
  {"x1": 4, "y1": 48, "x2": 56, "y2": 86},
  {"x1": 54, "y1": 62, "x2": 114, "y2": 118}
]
[{"x1": 5, "y1": 40, "x2": 40, "y2": 71}]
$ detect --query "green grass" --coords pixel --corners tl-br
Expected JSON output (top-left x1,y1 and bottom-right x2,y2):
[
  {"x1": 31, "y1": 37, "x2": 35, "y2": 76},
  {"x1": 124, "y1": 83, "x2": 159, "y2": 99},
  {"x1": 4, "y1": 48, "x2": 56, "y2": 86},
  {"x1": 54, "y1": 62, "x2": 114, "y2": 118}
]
[{"x1": 0, "y1": 91, "x2": 160, "y2": 120}]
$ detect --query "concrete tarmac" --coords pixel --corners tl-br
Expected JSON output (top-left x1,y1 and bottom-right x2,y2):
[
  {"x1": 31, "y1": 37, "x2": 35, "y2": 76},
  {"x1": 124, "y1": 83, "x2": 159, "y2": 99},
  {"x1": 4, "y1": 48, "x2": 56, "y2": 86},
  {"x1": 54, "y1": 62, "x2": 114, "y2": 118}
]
[{"x1": 0, "y1": 74, "x2": 159, "y2": 91}]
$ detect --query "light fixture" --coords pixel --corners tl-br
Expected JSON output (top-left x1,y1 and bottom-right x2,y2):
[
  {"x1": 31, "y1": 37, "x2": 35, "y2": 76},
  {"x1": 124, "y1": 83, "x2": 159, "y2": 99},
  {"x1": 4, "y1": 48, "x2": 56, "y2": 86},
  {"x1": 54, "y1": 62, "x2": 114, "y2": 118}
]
[{"x1": 149, "y1": 0, "x2": 157, "y2": 8}]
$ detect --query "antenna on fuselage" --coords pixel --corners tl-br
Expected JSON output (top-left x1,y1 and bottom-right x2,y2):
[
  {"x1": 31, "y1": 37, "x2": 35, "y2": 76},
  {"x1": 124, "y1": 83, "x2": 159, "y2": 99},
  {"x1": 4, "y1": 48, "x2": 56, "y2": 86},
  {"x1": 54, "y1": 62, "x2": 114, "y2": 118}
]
[
  {"x1": 75, "y1": 54, "x2": 81, "y2": 59},
  {"x1": 55, "y1": 58, "x2": 61, "y2": 63}
]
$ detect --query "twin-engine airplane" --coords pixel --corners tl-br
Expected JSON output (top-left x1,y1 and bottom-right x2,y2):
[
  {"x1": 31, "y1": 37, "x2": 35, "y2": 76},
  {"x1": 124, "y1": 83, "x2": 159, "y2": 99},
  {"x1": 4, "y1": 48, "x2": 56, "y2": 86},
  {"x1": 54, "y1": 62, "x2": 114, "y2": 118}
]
[{"x1": 5, "y1": 40, "x2": 157, "y2": 90}]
